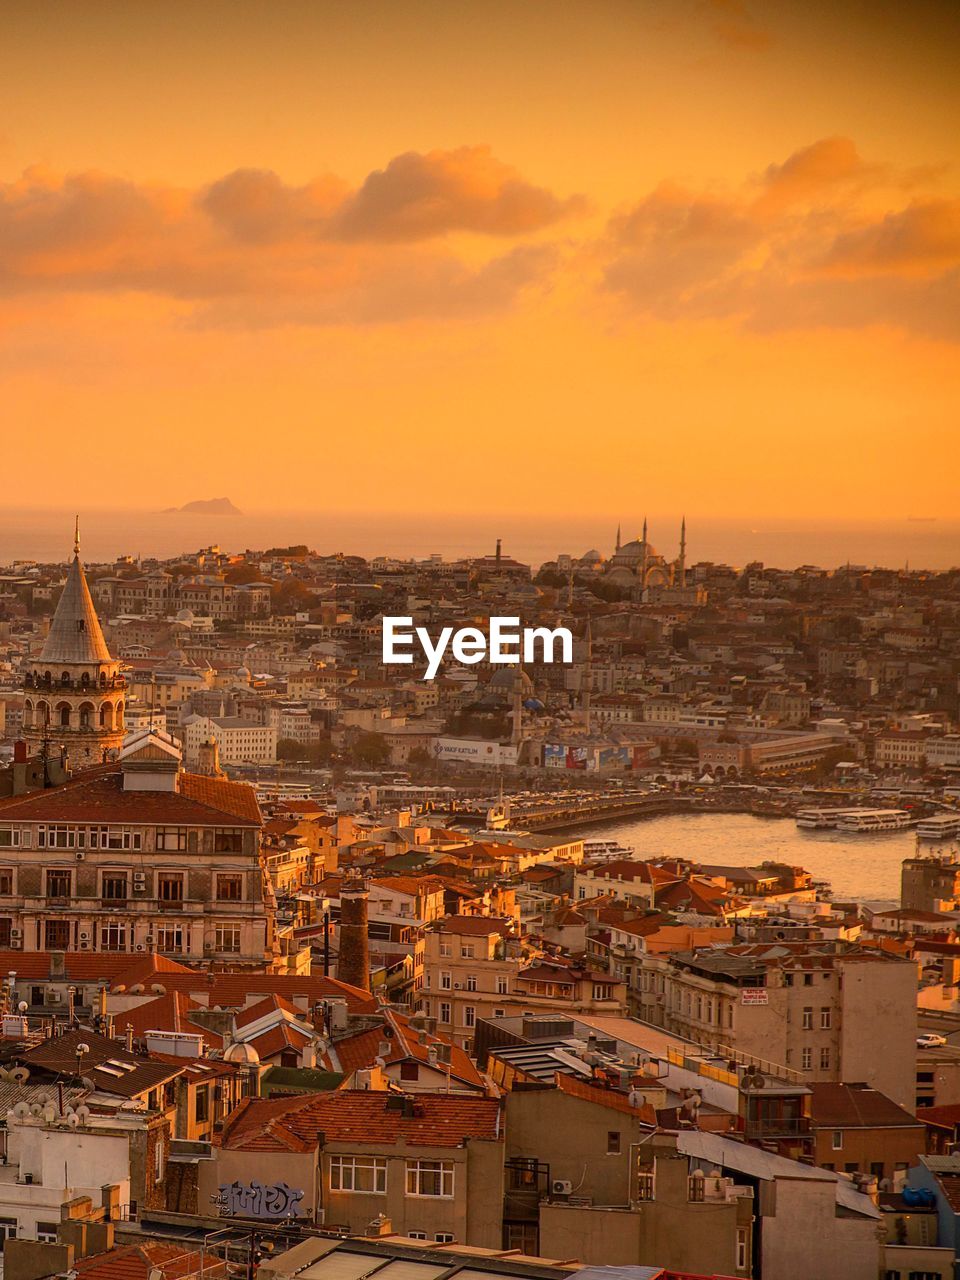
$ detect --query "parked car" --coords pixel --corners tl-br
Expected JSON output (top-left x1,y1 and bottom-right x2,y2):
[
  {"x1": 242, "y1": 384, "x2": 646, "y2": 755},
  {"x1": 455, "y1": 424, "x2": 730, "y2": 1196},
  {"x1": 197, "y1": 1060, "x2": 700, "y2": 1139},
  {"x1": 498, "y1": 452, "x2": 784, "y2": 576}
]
[{"x1": 917, "y1": 1033, "x2": 947, "y2": 1048}]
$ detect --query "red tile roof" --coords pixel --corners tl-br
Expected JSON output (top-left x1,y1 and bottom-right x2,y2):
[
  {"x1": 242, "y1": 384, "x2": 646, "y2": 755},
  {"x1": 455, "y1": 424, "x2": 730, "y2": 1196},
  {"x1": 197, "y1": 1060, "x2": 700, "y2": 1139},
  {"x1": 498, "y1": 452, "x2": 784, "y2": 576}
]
[
  {"x1": 73, "y1": 1242, "x2": 225, "y2": 1279},
  {"x1": 0, "y1": 769, "x2": 260, "y2": 826},
  {"x1": 112, "y1": 992, "x2": 223, "y2": 1050},
  {"x1": 218, "y1": 1089, "x2": 502, "y2": 1152},
  {"x1": 324, "y1": 1009, "x2": 485, "y2": 1091},
  {"x1": 809, "y1": 1083, "x2": 921, "y2": 1129}
]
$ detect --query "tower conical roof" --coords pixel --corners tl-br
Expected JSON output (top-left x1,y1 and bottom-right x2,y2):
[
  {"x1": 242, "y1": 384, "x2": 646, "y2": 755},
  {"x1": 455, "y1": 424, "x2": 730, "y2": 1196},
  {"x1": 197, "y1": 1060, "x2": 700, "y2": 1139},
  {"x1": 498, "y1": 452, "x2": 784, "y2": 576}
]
[{"x1": 40, "y1": 553, "x2": 113, "y2": 665}]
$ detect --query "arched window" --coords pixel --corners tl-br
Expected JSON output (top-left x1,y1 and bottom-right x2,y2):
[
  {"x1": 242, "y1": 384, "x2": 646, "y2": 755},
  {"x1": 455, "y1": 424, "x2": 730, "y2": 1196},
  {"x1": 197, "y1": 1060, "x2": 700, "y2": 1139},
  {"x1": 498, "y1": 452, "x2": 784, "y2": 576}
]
[
  {"x1": 79, "y1": 702, "x2": 95, "y2": 730},
  {"x1": 22, "y1": 700, "x2": 33, "y2": 728},
  {"x1": 36, "y1": 701, "x2": 49, "y2": 726},
  {"x1": 57, "y1": 702, "x2": 71, "y2": 728},
  {"x1": 116, "y1": 702, "x2": 124, "y2": 730},
  {"x1": 100, "y1": 703, "x2": 113, "y2": 729},
  {"x1": 61, "y1": 671, "x2": 71, "y2": 688},
  {"x1": 81, "y1": 673, "x2": 90, "y2": 689}
]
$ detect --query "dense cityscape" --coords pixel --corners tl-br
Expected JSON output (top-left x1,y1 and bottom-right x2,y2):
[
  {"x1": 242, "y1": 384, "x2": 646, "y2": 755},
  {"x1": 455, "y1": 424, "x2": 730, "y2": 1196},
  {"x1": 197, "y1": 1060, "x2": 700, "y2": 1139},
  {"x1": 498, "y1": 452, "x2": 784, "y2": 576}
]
[{"x1": 0, "y1": 523, "x2": 956, "y2": 1279}]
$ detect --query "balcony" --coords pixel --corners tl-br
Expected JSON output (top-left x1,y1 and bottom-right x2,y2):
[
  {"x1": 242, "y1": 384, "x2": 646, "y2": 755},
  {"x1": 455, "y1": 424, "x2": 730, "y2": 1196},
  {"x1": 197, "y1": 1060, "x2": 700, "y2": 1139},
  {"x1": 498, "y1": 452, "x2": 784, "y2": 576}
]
[{"x1": 743, "y1": 1117, "x2": 811, "y2": 1140}]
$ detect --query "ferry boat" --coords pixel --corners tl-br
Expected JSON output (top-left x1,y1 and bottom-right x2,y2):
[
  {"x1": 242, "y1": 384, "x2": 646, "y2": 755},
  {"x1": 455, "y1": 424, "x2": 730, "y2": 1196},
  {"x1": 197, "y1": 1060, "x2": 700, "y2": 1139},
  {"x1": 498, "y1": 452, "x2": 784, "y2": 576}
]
[
  {"x1": 835, "y1": 808, "x2": 913, "y2": 833},
  {"x1": 795, "y1": 807, "x2": 863, "y2": 829},
  {"x1": 916, "y1": 813, "x2": 960, "y2": 842},
  {"x1": 583, "y1": 839, "x2": 636, "y2": 862}
]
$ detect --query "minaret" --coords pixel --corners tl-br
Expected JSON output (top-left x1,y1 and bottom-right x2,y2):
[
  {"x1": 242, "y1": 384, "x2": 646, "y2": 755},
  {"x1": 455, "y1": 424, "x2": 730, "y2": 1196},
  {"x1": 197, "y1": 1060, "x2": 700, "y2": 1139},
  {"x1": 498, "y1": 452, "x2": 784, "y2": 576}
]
[
  {"x1": 615, "y1": 523, "x2": 621, "y2": 553},
  {"x1": 640, "y1": 515, "x2": 649, "y2": 587},
  {"x1": 679, "y1": 515, "x2": 687, "y2": 589},
  {"x1": 22, "y1": 521, "x2": 125, "y2": 766},
  {"x1": 511, "y1": 665, "x2": 525, "y2": 748},
  {"x1": 581, "y1": 618, "x2": 593, "y2": 733}
]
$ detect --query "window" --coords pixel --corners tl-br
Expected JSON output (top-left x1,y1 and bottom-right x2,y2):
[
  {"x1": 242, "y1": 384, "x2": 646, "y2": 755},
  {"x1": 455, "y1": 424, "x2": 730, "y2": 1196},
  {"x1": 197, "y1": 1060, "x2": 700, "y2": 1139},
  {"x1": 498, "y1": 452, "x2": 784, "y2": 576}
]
[
  {"x1": 832, "y1": 1131, "x2": 843, "y2": 1150},
  {"x1": 434, "y1": 1234, "x2": 454, "y2": 1244},
  {"x1": 330, "y1": 1155, "x2": 387, "y2": 1193},
  {"x1": 215, "y1": 926, "x2": 241, "y2": 954},
  {"x1": 607, "y1": 1131, "x2": 621, "y2": 1154},
  {"x1": 158, "y1": 874, "x2": 184, "y2": 902},
  {"x1": 494, "y1": 1009, "x2": 506, "y2": 1018},
  {"x1": 216, "y1": 874, "x2": 243, "y2": 901},
  {"x1": 801, "y1": 1007, "x2": 813, "y2": 1029},
  {"x1": 439, "y1": 1002, "x2": 451, "y2": 1024},
  {"x1": 636, "y1": 1170, "x2": 655, "y2": 1201},
  {"x1": 464, "y1": 1006, "x2": 475, "y2": 1028},
  {"x1": 0, "y1": 830, "x2": 20, "y2": 849},
  {"x1": 406, "y1": 1159, "x2": 454, "y2": 1198},
  {"x1": 155, "y1": 1139, "x2": 165, "y2": 1184},
  {"x1": 820, "y1": 1047, "x2": 831, "y2": 1070},
  {"x1": 0, "y1": 870, "x2": 13, "y2": 896},
  {"x1": 820, "y1": 1007, "x2": 832, "y2": 1029},
  {"x1": 408, "y1": 1232, "x2": 427, "y2": 1241},
  {"x1": 102, "y1": 874, "x2": 127, "y2": 901},
  {"x1": 400, "y1": 1062, "x2": 419, "y2": 1082},
  {"x1": 440, "y1": 971, "x2": 451, "y2": 990},
  {"x1": 156, "y1": 828, "x2": 187, "y2": 851},
  {"x1": 0, "y1": 921, "x2": 10, "y2": 948},
  {"x1": 439, "y1": 940, "x2": 452, "y2": 957},
  {"x1": 46, "y1": 870, "x2": 71, "y2": 899},
  {"x1": 466, "y1": 974, "x2": 477, "y2": 991},
  {"x1": 45, "y1": 921, "x2": 69, "y2": 949},
  {"x1": 36, "y1": 1223, "x2": 58, "y2": 1243},
  {"x1": 736, "y1": 1228, "x2": 748, "y2": 1271},
  {"x1": 155, "y1": 926, "x2": 183, "y2": 953},
  {"x1": 460, "y1": 943, "x2": 475, "y2": 959},
  {"x1": 803, "y1": 974, "x2": 813, "y2": 986},
  {"x1": 214, "y1": 829, "x2": 243, "y2": 853},
  {"x1": 101, "y1": 924, "x2": 127, "y2": 953},
  {"x1": 801, "y1": 1048, "x2": 812, "y2": 1070},
  {"x1": 195, "y1": 1086, "x2": 209, "y2": 1124},
  {"x1": 0, "y1": 1217, "x2": 18, "y2": 1241},
  {"x1": 496, "y1": 976, "x2": 509, "y2": 995}
]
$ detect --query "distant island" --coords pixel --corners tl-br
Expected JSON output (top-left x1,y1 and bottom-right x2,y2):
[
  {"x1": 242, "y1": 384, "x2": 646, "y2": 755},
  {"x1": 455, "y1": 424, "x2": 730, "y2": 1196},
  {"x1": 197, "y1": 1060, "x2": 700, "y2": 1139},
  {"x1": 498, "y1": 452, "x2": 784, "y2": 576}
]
[{"x1": 161, "y1": 498, "x2": 243, "y2": 516}]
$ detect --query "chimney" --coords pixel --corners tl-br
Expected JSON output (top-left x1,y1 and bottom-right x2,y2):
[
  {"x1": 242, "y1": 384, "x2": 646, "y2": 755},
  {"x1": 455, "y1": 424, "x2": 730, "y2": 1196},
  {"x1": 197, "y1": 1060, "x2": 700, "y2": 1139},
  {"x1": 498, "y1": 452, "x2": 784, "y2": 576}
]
[
  {"x1": 495, "y1": 538, "x2": 502, "y2": 564},
  {"x1": 338, "y1": 871, "x2": 370, "y2": 992},
  {"x1": 125, "y1": 1025, "x2": 134, "y2": 1054}
]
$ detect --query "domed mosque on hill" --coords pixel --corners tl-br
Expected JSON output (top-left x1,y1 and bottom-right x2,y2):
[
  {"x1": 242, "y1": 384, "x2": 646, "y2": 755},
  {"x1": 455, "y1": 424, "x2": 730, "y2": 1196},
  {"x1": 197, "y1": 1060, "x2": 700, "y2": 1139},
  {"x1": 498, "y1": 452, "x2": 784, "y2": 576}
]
[{"x1": 603, "y1": 517, "x2": 704, "y2": 603}]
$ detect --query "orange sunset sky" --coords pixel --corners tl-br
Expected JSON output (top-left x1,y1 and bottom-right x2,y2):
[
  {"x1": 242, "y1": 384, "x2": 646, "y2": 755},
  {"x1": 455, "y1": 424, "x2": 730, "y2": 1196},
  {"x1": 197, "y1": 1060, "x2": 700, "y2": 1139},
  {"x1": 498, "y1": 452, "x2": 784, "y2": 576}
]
[{"x1": 1, "y1": 0, "x2": 958, "y2": 521}]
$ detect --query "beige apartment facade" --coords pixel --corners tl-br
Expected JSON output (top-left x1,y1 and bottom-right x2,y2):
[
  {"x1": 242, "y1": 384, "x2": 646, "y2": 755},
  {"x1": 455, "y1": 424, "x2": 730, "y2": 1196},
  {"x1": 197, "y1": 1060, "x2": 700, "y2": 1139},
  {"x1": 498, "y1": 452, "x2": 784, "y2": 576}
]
[
  {"x1": 656, "y1": 943, "x2": 917, "y2": 1110},
  {"x1": 418, "y1": 917, "x2": 627, "y2": 1052}
]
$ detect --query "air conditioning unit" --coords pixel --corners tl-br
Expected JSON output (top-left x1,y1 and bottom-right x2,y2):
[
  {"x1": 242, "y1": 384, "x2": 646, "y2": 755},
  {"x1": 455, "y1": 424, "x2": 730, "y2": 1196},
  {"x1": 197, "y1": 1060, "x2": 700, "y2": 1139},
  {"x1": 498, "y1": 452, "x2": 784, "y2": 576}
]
[
  {"x1": 75, "y1": 851, "x2": 85, "y2": 861},
  {"x1": 10, "y1": 929, "x2": 22, "y2": 940},
  {"x1": 46, "y1": 991, "x2": 61, "y2": 1004},
  {"x1": 133, "y1": 884, "x2": 147, "y2": 893},
  {"x1": 79, "y1": 932, "x2": 89, "y2": 941},
  {"x1": 135, "y1": 944, "x2": 145, "y2": 952},
  {"x1": 453, "y1": 982, "x2": 462, "y2": 990},
  {"x1": 203, "y1": 942, "x2": 214, "y2": 952},
  {"x1": 133, "y1": 873, "x2": 146, "y2": 884},
  {"x1": 79, "y1": 942, "x2": 88, "y2": 950},
  {"x1": 552, "y1": 1180, "x2": 573, "y2": 1196},
  {"x1": 145, "y1": 936, "x2": 155, "y2": 945}
]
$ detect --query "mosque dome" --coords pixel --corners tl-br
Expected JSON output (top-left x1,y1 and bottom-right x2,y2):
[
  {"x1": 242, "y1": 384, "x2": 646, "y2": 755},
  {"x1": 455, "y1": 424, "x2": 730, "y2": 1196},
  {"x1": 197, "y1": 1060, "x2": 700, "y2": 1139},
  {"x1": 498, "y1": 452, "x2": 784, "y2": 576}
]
[{"x1": 489, "y1": 668, "x2": 534, "y2": 693}]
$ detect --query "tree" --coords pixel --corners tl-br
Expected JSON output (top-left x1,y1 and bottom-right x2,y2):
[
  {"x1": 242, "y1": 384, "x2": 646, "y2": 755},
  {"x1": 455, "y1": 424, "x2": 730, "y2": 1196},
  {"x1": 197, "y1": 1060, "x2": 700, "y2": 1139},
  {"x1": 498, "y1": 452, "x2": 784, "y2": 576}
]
[
  {"x1": 351, "y1": 732, "x2": 391, "y2": 768},
  {"x1": 225, "y1": 563, "x2": 266, "y2": 585},
  {"x1": 271, "y1": 579, "x2": 316, "y2": 612}
]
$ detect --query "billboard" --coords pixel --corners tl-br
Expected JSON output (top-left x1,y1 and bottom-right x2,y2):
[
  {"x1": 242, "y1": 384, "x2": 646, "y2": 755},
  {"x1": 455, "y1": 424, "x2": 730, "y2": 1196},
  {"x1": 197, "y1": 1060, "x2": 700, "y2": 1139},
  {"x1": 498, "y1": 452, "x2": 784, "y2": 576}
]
[{"x1": 435, "y1": 738, "x2": 518, "y2": 766}]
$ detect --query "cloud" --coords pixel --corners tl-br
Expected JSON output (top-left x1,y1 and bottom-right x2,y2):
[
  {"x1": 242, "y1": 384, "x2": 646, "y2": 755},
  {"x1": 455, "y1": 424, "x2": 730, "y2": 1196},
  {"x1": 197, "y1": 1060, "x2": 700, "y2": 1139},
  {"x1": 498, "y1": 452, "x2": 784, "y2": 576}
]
[
  {"x1": 822, "y1": 199, "x2": 960, "y2": 276},
  {"x1": 602, "y1": 140, "x2": 960, "y2": 340},
  {"x1": 704, "y1": 0, "x2": 772, "y2": 52},
  {"x1": 0, "y1": 149, "x2": 577, "y2": 325}
]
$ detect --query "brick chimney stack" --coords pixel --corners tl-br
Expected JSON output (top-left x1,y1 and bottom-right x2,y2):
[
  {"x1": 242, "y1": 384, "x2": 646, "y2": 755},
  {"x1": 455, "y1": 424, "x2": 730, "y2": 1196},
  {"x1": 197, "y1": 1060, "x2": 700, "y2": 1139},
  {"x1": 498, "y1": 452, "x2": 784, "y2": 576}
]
[{"x1": 338, "y1": 871, "x2": 370, "y2": 992}]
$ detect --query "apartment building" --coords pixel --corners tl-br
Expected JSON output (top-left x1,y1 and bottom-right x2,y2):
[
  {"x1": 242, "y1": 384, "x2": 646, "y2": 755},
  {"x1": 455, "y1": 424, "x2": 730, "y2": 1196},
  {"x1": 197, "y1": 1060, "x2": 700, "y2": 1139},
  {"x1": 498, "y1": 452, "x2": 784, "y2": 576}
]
[
  {"x1": 653, "y1": 941, "x2": 917, "y2": 1109},
  {"x1": 419, "y1": 917, "x2": 627, "y2": 1053},
  {"x1": 181, "y1": 713, "x2": 278, "y2": 766},
  {"x1": 0, "y1": 729, "x2": 274, "y2": 967},
  {"x1": 203, "y1": 1089, "x2": 504, "y2": 1245}
]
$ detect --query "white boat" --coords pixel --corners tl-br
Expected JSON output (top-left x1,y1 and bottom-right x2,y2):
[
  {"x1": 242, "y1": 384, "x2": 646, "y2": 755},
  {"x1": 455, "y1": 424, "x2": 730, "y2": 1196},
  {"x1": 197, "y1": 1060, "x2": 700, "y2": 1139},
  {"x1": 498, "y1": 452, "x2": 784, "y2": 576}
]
[
  {"x1": 796, "y1": 807, "x2": 863, "y2": 829},
  {"x1": 835, "y1": 809, "x2": 914, "y2": 833},
  {"x1": 916, "y1": 814, "x2": 960, "y2": 841},
  {"x1": 583, "y1": 839, "x2": 636, "y2": 862}
]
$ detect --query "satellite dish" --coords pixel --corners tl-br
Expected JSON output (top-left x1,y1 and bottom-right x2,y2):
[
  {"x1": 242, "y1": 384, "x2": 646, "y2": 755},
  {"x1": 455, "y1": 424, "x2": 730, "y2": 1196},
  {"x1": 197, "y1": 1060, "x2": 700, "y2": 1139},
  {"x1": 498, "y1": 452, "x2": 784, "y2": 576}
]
[
  {"x1": 151, "y1": 984, "x2": 166, "y2": 996},
  {"x1": 76, "y1": 1105, "x2": 91, "y2": 1123},
  {"x1": 10, "y1": 1067, "x2": 29, "y2": 1085},
  {"x1": 12, "y1": 1102, "x2": 30, "y2": 1120},
  {"x1": 66, "y1": 1114, "x2": 80, "y2": 1128}
]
